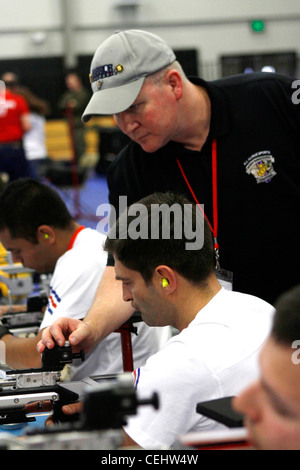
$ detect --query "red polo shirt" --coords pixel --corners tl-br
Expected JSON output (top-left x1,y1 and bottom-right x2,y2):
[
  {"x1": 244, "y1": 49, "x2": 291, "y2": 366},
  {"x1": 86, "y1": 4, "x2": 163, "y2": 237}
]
[{"x1": 0, "y1": 89, "x2": 29, "y2": 142}]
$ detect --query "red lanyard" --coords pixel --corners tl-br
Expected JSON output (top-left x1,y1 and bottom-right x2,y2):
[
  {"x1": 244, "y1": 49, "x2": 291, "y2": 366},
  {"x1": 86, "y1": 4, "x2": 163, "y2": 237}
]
[
  {"x1": 67, "y1": 225, "x2": 85, "y2": 251},
  {"x1": 176, "y1": 138, "x2": 220, "y2": 268}
]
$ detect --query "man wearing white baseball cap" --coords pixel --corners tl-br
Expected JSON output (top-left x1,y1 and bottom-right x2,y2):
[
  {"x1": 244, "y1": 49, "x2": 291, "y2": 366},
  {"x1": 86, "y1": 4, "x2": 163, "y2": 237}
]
[{"x1": 40, "y1": 30, "x2": 300, "y2": 388}]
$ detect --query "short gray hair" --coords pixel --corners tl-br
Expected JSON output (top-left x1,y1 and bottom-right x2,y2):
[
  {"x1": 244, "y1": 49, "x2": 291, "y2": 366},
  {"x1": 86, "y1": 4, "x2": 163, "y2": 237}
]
[{"x1": 146, "y1": 61, "x2": 187, "y2": 86}]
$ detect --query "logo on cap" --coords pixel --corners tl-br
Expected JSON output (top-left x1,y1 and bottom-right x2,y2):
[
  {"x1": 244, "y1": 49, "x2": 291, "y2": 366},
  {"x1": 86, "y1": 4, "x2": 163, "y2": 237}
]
[{"x1": 90, "y1": 64, "x2": 124, "y2": 84}]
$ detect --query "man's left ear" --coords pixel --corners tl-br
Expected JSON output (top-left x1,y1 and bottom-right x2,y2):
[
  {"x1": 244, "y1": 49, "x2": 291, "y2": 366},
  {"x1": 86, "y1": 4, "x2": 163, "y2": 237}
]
[
  {"x1": 156, "y1": 266, "x2": 177, "y2": 293},
  {"x1": 165, "y1": 70, "x2": 183, "y2": 100}
]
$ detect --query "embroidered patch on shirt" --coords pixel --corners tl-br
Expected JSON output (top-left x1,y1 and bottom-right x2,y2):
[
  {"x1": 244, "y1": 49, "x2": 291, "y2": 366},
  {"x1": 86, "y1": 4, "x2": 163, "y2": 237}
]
[
  {"x1": 46, "y1": 287, "x2": 61, "y2": 315},
  {"x1": 244, "y1": 150, "x2": 277, "y2": 184}
]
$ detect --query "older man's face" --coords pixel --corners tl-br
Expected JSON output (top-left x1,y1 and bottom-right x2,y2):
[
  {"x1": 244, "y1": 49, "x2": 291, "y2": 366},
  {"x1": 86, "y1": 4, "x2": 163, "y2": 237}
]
[{"x1": 113, "y1": 77, "x2": 180, "y2": 154}]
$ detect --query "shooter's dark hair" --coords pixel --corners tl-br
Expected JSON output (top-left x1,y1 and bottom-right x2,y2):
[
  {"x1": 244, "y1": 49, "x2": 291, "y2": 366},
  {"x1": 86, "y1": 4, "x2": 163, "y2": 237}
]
[
  {"x1": 0, "y1": 178, "x2": 73, "y2": 243},
  {"x1": 104, "y1": 192, "x2": 215, "y2": 285}
]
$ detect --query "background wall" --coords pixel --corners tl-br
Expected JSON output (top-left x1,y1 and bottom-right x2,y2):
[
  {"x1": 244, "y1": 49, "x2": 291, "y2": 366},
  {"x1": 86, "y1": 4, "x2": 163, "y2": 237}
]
[{"x1": 0, "y1": 0, "x2": 299, "y2": 116}]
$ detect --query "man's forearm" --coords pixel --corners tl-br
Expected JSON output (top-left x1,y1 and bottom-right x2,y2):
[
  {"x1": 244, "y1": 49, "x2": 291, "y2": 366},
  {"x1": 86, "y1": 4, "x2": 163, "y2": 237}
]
[
  {"x1": 83, "y1": 266, "x2": 134, "y2": 343},
  {"x1": 1, "y1": 331, "x2": 42, "y2": 370},
  {"x1": 0, "y1": 304, "x2": 27, "y2": 316}
]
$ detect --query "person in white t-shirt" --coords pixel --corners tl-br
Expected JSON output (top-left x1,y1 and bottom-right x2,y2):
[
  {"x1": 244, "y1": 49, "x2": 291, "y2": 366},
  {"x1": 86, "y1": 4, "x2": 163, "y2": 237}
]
[
  {"x1": 101, "y1": 192, "x2": 274, "y2": 448},
  {"x1": 40, "y1": 191, "x2": 274, "y2": 447},
  {"x1": 0, "y1": 178, "x2": 165, "y2": 378},
  {"x1": 49, "y1": 191, "x2": 275, "y2": 447}
]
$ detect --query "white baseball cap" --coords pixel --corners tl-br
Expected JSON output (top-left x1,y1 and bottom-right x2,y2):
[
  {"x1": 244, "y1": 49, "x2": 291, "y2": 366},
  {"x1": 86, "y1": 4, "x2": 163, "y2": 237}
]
[{"x1": 82, "y1": 29, "x2": 176, "y2": 121}]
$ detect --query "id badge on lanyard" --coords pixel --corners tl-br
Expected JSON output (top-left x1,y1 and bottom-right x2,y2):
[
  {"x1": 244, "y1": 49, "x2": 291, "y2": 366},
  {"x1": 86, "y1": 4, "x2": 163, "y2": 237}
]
[
  {"x1": 176, "y1": 139, "x2": 233, "y2": 291},
  {"x1": 214, "y1": 245, "x2": 233, "y2": 291}
]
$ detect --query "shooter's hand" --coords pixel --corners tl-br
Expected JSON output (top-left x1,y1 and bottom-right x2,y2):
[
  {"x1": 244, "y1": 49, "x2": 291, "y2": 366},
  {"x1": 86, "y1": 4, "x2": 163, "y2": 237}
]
[{"x1": 37, "y1": 317, "x2": 97, "y2": 355}]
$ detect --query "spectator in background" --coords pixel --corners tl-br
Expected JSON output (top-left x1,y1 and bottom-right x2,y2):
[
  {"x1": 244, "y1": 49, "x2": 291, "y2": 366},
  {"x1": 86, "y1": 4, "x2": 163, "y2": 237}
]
[
  {"x1": 1, "y1": 72, "x2": 51, "y2": 179},
  {"x1": 0, "y1": 73, "x2": 32, "y2": 181},
  {"x1": 58, "y1": 71, "x2": 90, "y2": 163}
]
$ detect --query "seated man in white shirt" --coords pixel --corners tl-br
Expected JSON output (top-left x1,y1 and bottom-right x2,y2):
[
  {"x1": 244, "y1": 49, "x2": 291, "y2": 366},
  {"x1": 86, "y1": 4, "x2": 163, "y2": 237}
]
[
  {"x1": 0, "y1": 178, "x2": 165, "y2": 379},
  {"x1": 103, "y1": 191, "x2": 274, "y2": 448},
  {"x1": 40, "y1": 191, "x2": 274, "y2": 448}
]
